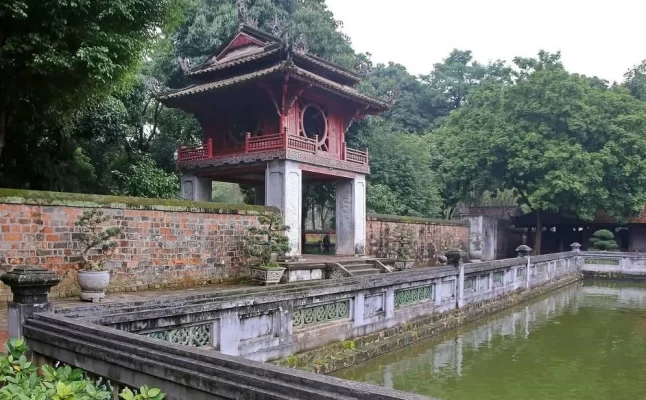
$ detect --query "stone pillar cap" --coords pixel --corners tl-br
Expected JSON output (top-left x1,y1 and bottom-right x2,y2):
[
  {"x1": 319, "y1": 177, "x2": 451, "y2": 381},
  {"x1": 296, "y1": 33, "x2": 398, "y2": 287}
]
[
  {"x1": 1, "y1": 266, "x2": 61, "y2": 304},
  {"x1": 1, "y1": 266, "x2": 61, "y2": 288},
  {"x1": 516, "y1": 245, "x2": 533, "y2": 257}
]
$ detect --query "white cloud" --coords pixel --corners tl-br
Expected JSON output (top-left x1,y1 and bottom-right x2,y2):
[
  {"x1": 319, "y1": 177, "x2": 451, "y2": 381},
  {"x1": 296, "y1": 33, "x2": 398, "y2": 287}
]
[{"x1": 326, "y1": 0, "x2": 645, "y2": 83}]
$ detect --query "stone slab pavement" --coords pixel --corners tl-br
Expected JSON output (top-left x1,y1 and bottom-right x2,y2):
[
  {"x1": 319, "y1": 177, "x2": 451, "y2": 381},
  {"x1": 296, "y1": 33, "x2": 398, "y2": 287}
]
[{"x1": 0, "y1": 283, "x2": 251, "y2": 349}]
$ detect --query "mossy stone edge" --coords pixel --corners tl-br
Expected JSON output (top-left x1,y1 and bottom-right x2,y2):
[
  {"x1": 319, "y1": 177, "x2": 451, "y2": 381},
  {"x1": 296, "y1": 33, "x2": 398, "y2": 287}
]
[
  {"x1": 0, "y1": 189, "x2": 278, "y2": 215},
  {"x1": 367, "y1": 213, "x2": 468, "y2": 226}
]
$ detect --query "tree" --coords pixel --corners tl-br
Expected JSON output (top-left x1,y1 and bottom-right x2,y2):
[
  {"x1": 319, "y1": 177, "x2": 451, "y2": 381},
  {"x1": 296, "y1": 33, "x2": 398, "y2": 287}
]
[
  {"x1": 422, "y1": 49, "x2": 512, "y2": 125},
  {"x1": 358, "y1": 63, "x2": 435, "y2": 133},
  {"x1": 438, "y1": 52, "x2": 646, "y2": 253},
  {"x1": 112, "y1": 155, "x2": 180, "y2": 199},
  {"x1": 624, "y1": 60, "x2": 646, "y2": 100},
  {"x1": 0, "y1": 0, "x2": 182, "y2": 161},
  {"x1": 359, "y1": 119, "x2": 442, "y2": 217}
]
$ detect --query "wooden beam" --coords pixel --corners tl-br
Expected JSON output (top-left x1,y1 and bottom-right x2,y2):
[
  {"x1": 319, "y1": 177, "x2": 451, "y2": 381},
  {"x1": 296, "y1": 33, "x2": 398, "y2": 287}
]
[
  {"x1": 344, "y1": 105, "x2": 369, "y2": 132},
  {"x1": 287, "y1": 84, "x2": 311, "y2": 112},
  {"x1": 259, "y1": 83, "x2": 281, "y2": 116}
]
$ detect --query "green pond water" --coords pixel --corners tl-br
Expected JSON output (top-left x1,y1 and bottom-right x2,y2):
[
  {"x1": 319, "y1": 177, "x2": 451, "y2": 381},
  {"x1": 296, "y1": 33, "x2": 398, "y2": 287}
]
[{"x1": 335, "y1": 281, "x2": 646, "y2": 400}]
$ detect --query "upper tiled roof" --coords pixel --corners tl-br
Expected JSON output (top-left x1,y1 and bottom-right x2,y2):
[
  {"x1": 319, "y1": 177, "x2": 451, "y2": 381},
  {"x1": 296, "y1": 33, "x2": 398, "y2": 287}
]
[{"x1": 156, "y1": 65, "x2": 282, "y2": 101}]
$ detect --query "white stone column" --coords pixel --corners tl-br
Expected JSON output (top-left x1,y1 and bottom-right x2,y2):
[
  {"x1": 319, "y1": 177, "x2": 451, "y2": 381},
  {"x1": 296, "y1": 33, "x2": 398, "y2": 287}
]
[
  {"x1": 335, "y1": 174, "x2": 367, "y2": 256},
  {"x1": 457, "y1": 263, "x2": 465, "y2": 308},
  {"x1": 181, "y1": 173, "x2": 211, "y2": 202},
  {"x1": 265, "y1": 160, "x2": 302, "y2": 255}
]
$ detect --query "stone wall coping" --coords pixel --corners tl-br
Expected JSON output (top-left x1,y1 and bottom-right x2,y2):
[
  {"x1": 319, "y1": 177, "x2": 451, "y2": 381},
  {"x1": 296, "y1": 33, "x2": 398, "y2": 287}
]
[
  {"x1": 59, "y1": 266, "x2": 463, "y2": 324},
  {"x1": 0, "y1": 188, "x2": 277, "y2": 215},
  {"x1": 25, "y1": 313, "x2": 433, "y2": 400},
  {"x1": 366, "y1": 213, "x2": 468, "y2": 226},
  {"x1": 581, "y1": 251, "x2": 646, "y2": 259},
  {"x1": 58, "y1": 251, "x2": 577, "y2": 326}
]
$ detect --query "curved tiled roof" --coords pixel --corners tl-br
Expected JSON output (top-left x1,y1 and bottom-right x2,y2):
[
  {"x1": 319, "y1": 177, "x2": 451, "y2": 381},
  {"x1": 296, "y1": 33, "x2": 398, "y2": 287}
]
[
  {"x1": 289, "y1": 66, "x2": 389, "y2": 111},
  {"x1": 157, "y1": 62, "x2": 389, "y2": 112},
  {"x1": 156, "y1": 65, "x2": 282, "y2": 101},
  {"x1": 187, "y1": 48, "x2": 280, "y2": 76}
]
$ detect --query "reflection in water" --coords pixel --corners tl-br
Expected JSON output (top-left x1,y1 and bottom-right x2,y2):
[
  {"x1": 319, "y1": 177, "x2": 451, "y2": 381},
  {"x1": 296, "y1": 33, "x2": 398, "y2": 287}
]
[{"x1": 336, "y1": 281, "x2": 646, "y2": 400}]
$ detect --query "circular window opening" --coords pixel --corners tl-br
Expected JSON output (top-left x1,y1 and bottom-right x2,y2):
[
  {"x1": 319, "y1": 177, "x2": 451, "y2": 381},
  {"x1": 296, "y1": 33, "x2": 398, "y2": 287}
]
[
  {"x1": 302, "y1": 104, "x2": 327, "y2": 141},
  {"x1": 230, "y1": 108, "x2": 259, "y2": 145}
]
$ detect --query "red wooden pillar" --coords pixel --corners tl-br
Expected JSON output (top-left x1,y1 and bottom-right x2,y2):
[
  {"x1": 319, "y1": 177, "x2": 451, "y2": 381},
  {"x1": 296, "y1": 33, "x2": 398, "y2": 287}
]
[{"x1": 206, "y1": 138, "x2": 213, "y2": 158}]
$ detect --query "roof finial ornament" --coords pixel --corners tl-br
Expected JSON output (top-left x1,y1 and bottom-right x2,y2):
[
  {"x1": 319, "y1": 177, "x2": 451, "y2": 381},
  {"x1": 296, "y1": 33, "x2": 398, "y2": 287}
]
[
  {"x1": 270, "y1": 14, "x2": 284, "y2": 37},
  {"x1": 294, "y1": 33, "x2": 309, "y2": 54},
  {"x1": 236, "y1": 0, "x2": 257, "y2": 27},
  {"x1": 177, "y1": 57, "x2": 192, "y2": 73}
]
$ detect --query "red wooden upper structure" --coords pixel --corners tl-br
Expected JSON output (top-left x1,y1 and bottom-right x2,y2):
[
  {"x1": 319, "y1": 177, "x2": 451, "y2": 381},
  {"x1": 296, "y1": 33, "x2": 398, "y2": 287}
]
[{"x1": 157, "y1": 24, "x2": 389, "y2": 177}]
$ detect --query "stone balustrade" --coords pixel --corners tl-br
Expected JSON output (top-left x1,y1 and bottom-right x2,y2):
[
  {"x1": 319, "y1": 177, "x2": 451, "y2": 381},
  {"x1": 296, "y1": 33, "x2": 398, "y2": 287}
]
[{"x1": 5, "y1": 246, "x2": 589, "y2": 400}]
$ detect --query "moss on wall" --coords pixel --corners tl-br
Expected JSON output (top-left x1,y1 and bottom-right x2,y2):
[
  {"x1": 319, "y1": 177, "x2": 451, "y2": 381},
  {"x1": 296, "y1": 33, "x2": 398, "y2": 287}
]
[
  {"x1": 367, "y1": 213, "x2": 468, "y2": 226},
  {"x1": 0, "y1": 189, "x2": 277, "y2": 215}
]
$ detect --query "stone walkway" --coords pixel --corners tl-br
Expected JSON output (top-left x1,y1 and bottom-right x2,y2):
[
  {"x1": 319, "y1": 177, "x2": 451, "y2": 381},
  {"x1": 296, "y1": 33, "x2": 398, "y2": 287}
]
[{"x1": 0, "y1": 283, "x2": 245, "y2": 347}]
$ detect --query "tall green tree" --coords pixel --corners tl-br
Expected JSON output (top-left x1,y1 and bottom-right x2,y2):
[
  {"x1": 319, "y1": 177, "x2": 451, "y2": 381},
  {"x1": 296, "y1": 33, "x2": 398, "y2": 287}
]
[
  {"x1": 423, "y1": 49, "x2": 512, "y2": 125},
  {"x1": 438, "y1": 52, "x2": 646, "y2": 253},
  {"x1": 0, "y1": 0, "x2": 182, "y2": 161},
  {"x1": 358, "y1": 119, "x2": 442, "y2": 217}
]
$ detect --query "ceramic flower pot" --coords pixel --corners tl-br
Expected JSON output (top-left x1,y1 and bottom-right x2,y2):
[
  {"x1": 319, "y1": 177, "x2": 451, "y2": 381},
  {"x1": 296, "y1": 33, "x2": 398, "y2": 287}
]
[{"x1": 77, "y1": 270, "x2": 110, "y2": 302}]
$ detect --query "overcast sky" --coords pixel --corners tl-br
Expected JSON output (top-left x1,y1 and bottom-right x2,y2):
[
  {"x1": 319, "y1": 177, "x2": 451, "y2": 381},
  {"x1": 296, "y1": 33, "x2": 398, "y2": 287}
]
[{"x1": 325, "y1": 0, "x2": 644, "y2": 83}]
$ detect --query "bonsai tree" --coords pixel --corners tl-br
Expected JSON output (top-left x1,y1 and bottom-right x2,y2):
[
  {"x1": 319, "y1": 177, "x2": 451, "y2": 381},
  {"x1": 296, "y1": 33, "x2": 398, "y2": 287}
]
[
  {"x1": 75, "y1": 210, "x2": 123, "y2": 271},
  {"x1": 389, "y1": 225, "x2": 415, "y2": 260},
  {"x1": 245, "y1": 213, "x2": 290, "y2": 269},
  {"x1": 589, "y1": 229, "x2": 619, "y2": 251}
]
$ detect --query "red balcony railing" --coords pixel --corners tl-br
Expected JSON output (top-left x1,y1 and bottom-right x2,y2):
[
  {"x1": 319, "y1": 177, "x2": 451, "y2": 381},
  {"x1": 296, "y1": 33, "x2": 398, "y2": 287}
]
[
  {"x1": 342, "y1": 142, "x2": 369, "y2": 165},
  {"x1": 288, "y1": 135, "x2": 317, "y2": 153},
  {"x1": 177, "y1": 135, "x2": 369, "y2": 165}
]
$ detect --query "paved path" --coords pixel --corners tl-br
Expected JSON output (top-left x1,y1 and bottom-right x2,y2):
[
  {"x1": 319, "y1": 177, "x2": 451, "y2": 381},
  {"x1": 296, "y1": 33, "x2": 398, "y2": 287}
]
[{"x1": 0, "y1": 283, "x2": 245, "y2": 347}]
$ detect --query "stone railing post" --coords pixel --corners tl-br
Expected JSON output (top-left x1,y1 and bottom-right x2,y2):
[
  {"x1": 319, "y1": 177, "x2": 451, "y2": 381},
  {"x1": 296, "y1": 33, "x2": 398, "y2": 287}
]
[
  {"x1": 445, "y1": 248, "x2": 466, "y2": 309},
  {"x1": 516, "y1": 245, "x2": 532, "y2": 289},
  {"x1": 570, "y1": 242, "x2": 581, "y2": 253},
  {"x1": 1, "y1": 266, "x2": 61, "y2": 339},
  {"x1": 570, "y1": 242, "x2": 582, "y2": 272}
]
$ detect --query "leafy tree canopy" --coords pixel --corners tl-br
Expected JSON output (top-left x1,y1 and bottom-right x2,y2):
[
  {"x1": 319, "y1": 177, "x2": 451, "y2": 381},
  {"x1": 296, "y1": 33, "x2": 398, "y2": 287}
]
[
  {"x1": 358, "y1": 119, "x2": 442, "y2": 217},
  {"x1": 0, "y1": 0, "x2": 183, "y2": 160},
  {"x1": 437, "y1": 52, "x2": 646, "y2": 252}
]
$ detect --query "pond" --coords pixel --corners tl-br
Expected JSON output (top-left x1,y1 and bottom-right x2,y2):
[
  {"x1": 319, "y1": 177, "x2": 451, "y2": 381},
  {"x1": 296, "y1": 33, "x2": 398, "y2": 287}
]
[{"x1": 335, "y1": 281, "x2": 646, "y2": 400}]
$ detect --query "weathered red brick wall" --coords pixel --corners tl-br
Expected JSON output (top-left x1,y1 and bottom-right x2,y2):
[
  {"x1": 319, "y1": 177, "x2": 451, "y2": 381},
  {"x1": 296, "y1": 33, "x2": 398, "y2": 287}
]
[
  {"x1": 366, "y1": 214, "x2": 469, "y2": 265},
  {"x1": 0, "y1": 190, "x2": 273, "y2": 303}
]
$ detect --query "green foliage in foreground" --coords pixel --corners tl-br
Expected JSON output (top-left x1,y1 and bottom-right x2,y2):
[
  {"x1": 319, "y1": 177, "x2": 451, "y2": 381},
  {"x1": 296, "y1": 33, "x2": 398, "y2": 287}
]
[{"x1": 0, "y1": 338, "x2": 165, "y2": 400}]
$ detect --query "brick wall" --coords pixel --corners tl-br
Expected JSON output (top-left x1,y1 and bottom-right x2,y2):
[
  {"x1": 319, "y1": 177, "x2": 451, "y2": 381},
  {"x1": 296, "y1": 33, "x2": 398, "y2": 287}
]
[
  {"x1": 365, "y1": 214, "x2": 469, "y2": 264},
  {"x1": 0, "y1": 190, "x2": 273, "y2": 303}
]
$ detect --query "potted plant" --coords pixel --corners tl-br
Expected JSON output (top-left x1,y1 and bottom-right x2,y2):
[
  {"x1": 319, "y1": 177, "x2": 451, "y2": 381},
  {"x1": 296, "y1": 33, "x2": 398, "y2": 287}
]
[
  {"x1": 74, "y1": 210, "x2": 122, "y2": 302},
  {"x1": 245, "y1": 213, "x2": 290, "y2": 285},
  {"x1": 390, "y1": 226, "x2": 416, "y2": 271}
]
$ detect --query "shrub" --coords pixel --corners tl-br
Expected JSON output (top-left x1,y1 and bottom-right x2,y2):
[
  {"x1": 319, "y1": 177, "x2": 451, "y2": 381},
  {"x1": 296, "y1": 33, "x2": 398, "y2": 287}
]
[
  {"x1": 589, "y1": 229, "x2": 619, "y2": 251},
  {"x1": 0, "y1": 338, "x2": 164, "y2": 400},
  {"x1": 245, "y1": 213, "x2": 290, "y2": 267},
  {"x1": 75, "y1": 210, "x2": 123, "y2": 271}
]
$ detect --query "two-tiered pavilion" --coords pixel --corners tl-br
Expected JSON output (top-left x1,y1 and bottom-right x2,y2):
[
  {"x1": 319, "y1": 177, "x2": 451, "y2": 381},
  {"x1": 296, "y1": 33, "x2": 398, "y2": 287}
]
[{"x1": 157, "y1": 24, "x2": 388, "y2": 256}]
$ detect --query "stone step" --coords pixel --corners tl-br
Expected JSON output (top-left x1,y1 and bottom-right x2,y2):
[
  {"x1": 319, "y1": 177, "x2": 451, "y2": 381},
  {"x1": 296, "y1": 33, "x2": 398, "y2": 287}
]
[
  {"x1": 340, "y1": 259, "x2": 376, "y2": 266},
  {"x1": 351, "y1": 268, "x2": 382, "y2": 276},
  {"x1": 343, "y1": 263, "x2": 375, "y2": 271}
]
